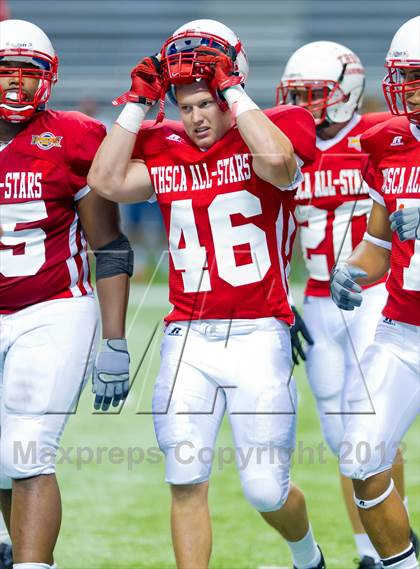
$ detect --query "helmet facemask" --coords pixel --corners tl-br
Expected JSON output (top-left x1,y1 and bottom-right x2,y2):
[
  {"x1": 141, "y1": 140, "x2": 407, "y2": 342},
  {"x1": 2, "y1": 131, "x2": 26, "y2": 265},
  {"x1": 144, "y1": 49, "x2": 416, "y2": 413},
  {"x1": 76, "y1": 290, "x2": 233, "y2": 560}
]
[
  {"x1": 276, "y1": 79, "x2": 350, "y2": 126},
  {"x1": 0, "y1": 49, "x2": 58, "y2": 123},
  {"x1": 383, "y1": 62, "x2": 420, "y2": 125},
  {"x1": 161, "y1": 31, "x2": 241, "y2": 84},
  {"x1": 160, "y1": 28, "x2": 246, "y2": 115}
]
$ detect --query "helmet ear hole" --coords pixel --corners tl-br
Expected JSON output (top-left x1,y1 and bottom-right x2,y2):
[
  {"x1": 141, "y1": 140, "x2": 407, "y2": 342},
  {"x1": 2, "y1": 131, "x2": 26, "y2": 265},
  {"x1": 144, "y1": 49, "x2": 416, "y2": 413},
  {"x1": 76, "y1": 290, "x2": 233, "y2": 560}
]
[{"x1": 226, "y1": 45, "x2": 237, "y2": 62}]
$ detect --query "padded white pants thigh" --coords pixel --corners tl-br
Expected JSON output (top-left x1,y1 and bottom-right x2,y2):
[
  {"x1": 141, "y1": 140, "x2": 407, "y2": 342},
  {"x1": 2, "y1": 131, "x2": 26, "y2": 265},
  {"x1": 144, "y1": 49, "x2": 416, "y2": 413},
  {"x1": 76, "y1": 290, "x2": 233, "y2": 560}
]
[
  {"x1": 0, "y1": 296, "x2": 99, "y2": 479},
  {"x1": 303, "y1": 284, "x2": 387, "y2": 455},
  {"x1": 340, "y1": 318, "x2": 420, "y2": 480},
  {"x1": 153, "y1": 318, "x2": 297, "y2": 511}
]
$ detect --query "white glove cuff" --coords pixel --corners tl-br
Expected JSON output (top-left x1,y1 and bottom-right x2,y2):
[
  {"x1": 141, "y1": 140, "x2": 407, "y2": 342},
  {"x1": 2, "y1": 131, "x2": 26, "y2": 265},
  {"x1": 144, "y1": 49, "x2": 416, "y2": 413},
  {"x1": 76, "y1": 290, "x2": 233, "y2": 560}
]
[
  {"x1": 116, "y1": 103, "x2": 149, "y2": 134},
  {"x1": 222, "y1": 85, "x2": 259, "y2": 118}
]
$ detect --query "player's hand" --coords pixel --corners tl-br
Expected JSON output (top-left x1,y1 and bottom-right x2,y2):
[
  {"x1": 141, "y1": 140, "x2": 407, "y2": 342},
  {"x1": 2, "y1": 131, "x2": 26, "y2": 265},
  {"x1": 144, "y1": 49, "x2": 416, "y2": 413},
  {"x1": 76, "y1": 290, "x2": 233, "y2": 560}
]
[
  {"x1": 194, "y1": 45, "x2": 242, "y2": 92},
  {"x1": 290, "y1": 306, "x2": 314, "y2": 365},
  {"x1": 330, "y1": 263, "x2": 367, "y2": 311},
  {"x1": 389, "y1": 206, "x2": 420, "y2": 242},
  {"x1": 93, "y1": 339, "x2": 130, "y2": 411},
  {"x1": 113, "y1": 55, "x2": 165, "y2": 106}
]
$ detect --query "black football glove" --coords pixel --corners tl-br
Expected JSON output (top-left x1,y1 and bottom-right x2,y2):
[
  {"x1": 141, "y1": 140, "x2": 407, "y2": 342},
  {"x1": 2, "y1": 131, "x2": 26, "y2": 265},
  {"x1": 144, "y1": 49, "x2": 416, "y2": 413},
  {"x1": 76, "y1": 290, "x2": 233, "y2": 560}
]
[{"x1": 290, "y1": 306, "x2": 314, "y2": 365}]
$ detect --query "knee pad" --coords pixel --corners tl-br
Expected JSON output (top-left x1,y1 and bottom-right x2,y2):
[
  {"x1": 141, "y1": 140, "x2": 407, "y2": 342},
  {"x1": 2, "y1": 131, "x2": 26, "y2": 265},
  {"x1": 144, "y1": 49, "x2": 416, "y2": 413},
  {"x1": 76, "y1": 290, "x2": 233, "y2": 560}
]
[{"x1": 241, "y1": 476, "x2": 290, "y2": 513}]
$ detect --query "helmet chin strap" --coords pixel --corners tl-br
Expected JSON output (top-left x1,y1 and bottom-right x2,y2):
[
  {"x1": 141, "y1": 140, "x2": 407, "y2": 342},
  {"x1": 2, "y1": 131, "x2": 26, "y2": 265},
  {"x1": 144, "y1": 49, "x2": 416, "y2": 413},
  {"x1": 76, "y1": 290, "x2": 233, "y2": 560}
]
[{"x1": 316, "y1": 115, "x2": 334, "y2": 132}]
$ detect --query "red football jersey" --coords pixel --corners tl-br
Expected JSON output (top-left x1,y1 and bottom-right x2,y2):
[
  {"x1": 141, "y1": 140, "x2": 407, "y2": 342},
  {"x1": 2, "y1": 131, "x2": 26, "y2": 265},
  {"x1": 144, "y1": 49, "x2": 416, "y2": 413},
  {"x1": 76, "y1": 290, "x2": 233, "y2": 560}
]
[
  {"x1": 361, "y1": 117, "x2": 420, "y2": 326},
  {"x1": 134, "y1": 106, "x2": 316, "y2": 324},
  {"x1": 295, "y1": 112, "x2": 390, "y2": 296},
  {"x1": 0, "y1": 110, "x2": 106, "y2": 313}
]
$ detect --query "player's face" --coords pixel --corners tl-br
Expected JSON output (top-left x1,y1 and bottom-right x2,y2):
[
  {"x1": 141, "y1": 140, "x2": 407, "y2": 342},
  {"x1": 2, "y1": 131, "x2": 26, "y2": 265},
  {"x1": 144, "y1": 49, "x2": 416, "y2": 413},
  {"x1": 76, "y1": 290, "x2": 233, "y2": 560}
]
[
  {"x1": 400, "y1": 68, "x2": 420, "y2": 111},
  {"x1": 176, "y1": 81, "x2": 232, "y2": 149},
  {"x1": 0, "y1": 61, "x2": 40, "y2": 102},
  {"x1": 289, "y1": 87, "x2": 325, "y2": 120}
]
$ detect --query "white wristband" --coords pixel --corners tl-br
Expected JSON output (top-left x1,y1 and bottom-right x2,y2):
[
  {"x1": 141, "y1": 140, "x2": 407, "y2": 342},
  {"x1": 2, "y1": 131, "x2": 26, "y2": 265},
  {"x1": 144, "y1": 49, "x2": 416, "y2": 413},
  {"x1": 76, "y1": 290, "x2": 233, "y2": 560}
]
[
  {"x1": 222, "y1": 85, "x2": 259, "y2": 118},
  {"x1": 363, "y1": 232, "x2": 392, "y2": 251},
  {"x1": 116, "y1": 102, "x2": 148, "y2": 134}
]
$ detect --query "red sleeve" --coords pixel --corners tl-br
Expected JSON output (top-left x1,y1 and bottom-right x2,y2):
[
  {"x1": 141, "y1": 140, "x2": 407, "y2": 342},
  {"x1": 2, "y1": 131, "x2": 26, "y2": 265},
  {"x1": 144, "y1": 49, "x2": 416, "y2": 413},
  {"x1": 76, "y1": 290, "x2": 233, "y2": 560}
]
[
  {"x1": 361, "y1": 155, "x2": 382, "y2": 191},
  {"x1": 68, "y1": 125, "x2": 105, "y2": 196},
  {"x1": 70, "y1": 125, "x2": 105, "y2": 177},
  {"x1": 265, "y1": 106, "x2": 316, "y2": 167},
  {"x1": 360, "y1": 124, "x2": 386, "y2": 204},
  {"x1": 63, "y1": 114, "x2": 106, "y2": 195}
]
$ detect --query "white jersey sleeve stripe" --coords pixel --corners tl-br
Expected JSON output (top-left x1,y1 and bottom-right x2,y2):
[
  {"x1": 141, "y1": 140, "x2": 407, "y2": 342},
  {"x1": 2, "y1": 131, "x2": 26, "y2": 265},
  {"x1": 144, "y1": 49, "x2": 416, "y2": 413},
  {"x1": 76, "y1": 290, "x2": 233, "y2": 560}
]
[
  {"x1": 80, "y1": 232, "x2": 93, "y2": 294},
  {"x1": 276, "y1": 155, "x2": 304, "y2": 191},
  {"x1": 364, "y1": 232, "x2": 392, "y2": 251},
  {"x1": 275, "y1": 204, "x2": 295, "y2": 295},
  {"x1": 74, "y1": 185, "x2": 91, "y2": 201},
  {"x1": 368, "y1": 186, "x2": 386, "y2": 207},
  {"x1": 66, "y1": 212, "x2": 82, "y2": 297}
]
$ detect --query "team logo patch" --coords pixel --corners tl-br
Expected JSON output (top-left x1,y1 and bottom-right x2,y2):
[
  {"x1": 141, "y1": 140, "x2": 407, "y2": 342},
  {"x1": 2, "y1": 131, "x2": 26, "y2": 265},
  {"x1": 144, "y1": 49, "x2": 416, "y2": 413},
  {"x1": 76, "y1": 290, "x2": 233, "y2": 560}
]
[
  {"x1": 348, "y1": 135, "x2": 361, "y2": 151},
  {"x1": 31, "y1": 132, "x2": 63, "y2": 150}
]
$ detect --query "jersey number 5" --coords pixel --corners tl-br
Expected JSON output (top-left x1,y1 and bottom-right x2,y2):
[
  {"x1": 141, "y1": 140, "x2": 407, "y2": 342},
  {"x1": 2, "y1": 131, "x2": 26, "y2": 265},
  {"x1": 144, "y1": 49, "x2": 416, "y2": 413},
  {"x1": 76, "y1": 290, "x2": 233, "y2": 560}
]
[{"x1": 0, "y1": 201, "x2": 48, "y2": 277}]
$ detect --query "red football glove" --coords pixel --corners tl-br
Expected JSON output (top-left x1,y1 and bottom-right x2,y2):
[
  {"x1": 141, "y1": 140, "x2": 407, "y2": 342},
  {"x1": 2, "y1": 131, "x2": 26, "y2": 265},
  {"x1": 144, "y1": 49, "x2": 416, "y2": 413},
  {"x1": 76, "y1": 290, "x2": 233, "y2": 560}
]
[
  {"x1": 113, "y1": 55, "x2": 166, "y2": 106},
  {"x1": 193, "y1": 45, "x2": 242, "y2": 92}
]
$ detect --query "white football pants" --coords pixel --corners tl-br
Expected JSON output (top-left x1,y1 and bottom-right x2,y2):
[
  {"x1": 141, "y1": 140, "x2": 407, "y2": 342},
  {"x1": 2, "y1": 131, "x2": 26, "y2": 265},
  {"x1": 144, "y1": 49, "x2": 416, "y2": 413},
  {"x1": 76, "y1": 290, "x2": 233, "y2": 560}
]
[
  {"x1": 0, "y1": 296, "x2": 98, "y2": 481},
  {"x1": 153, "y1": 317, "x2": 297, "y2": 512},
  {"x1": 303, "y1": 283, "x2": 387, "y2": 455},
  {"x1": 340, "y1": 317, "x2": 420, "y2": 480}
]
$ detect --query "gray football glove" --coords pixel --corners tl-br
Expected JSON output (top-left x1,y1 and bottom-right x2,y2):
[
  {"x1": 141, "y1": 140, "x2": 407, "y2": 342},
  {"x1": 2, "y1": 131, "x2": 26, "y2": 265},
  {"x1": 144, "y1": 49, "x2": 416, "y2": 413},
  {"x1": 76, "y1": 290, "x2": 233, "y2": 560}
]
[
  {"x1": 389, "y1": 206, "x2": 420, "y2": 242},
  {"x1": 93, "y1": 339, "x2": 130, "y2": 411},
  {"x1": 330, "y1": 263, "x2": 367, "y2": 311}
]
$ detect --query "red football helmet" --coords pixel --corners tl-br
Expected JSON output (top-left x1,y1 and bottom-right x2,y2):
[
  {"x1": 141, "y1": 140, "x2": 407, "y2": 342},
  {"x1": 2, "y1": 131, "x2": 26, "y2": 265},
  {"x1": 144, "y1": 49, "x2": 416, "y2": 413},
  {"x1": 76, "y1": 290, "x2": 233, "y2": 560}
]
[
  {"x1": 160, "y1": 19, "x2": 248, "y2": 111},
  {"x1": 0, "y1": 19, "x2": 58, "y2": 123}
]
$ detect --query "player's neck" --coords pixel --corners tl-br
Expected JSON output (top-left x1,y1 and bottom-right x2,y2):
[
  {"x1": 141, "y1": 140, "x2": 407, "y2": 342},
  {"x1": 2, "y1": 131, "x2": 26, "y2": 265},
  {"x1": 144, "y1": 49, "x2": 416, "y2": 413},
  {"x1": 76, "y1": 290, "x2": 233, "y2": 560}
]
[
  {"x1": 316, "y1": 119, "x2": 352, "y2": 140},
  {"x1": 0, "y1": 119, "x2": 25, "y2": 143}
]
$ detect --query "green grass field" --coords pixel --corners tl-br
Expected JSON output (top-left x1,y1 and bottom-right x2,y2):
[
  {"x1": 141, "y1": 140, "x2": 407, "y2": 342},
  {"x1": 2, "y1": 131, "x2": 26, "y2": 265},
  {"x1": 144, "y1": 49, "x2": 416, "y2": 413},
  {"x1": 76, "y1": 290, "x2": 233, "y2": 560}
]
[{"x1": 54, "y1": 285, "x2": 419, "y2": 569}]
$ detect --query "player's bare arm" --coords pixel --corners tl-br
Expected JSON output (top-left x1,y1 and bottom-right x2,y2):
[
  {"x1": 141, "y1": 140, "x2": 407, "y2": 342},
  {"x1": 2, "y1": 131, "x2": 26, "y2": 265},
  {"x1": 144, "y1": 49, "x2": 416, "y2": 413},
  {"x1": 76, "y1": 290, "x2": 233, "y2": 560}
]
[
  {"x1": 77, "y1": 190, "x2": 133, "y2": 411},
  {"x1": 88, "y1": 55, "x2": 166, "y2": 203},
  {"x1": 331, "y1": 201, "x2": 391, "y2": 310},
  {"x1": 192, "y1": 45, "x2": 297, "y2": 187},
  {"x1": 88, "y1": 126, "x2": 154, "y2": 203},
  {"x1": 346, "y1": 200, "x2": 392, "y2": 285},
  {"x1": 235, "y1": 107, "x2": 297, "y2": 187},
  {"x1": 77, "y1": 191, "x2": 130, "y2": 338}
]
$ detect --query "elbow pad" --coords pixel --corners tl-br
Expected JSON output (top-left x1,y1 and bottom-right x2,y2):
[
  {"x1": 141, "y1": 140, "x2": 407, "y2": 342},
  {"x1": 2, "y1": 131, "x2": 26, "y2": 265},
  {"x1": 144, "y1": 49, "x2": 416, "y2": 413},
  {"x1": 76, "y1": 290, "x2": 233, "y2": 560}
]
[{"x1": 94, "y1": 233, "x2": 134, "y2": 280}]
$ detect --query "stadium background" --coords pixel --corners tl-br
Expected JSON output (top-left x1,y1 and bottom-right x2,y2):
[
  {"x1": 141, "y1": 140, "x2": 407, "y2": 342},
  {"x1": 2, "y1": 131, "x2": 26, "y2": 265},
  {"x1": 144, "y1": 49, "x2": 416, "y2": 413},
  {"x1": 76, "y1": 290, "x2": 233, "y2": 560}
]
[{"x1": 4, "y1": 1, "x2": 420, "y2": 567}]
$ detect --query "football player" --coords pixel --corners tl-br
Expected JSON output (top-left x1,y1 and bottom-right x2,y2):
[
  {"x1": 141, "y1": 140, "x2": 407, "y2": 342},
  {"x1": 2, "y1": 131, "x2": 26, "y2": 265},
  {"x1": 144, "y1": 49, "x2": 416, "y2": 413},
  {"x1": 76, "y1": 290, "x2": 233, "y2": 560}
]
[
  {"x1": 330, "y1": 15, "x2": 420, "y2": 569},
  {"x1": 277, "y1": 42, "x2": 416, "y2": 568},
  {"x1": 0, "y1": 19, "x2": 132, "y2": 569},
  {"x1": 89, "y1": 18, "x2": 326, "y2": 569}
]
